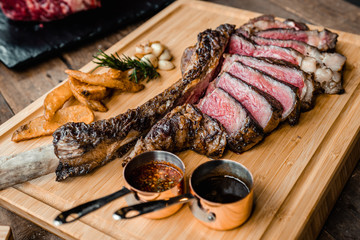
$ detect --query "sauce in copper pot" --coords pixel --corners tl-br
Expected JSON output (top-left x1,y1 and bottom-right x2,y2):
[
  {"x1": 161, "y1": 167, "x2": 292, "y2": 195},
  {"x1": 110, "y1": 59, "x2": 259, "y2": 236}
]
[
  {"x1": 194, "y1": 175, "x2": 250, "y2": 203},
  {"x1": 128, "y1": 162, "x2": 183, "y2": 192}
]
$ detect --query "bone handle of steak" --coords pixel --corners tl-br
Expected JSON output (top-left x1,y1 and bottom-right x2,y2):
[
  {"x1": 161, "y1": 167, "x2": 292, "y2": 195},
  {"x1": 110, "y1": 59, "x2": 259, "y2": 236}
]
[{"x1": 0, "y1": 145, "x2": 58, "y2": 190}]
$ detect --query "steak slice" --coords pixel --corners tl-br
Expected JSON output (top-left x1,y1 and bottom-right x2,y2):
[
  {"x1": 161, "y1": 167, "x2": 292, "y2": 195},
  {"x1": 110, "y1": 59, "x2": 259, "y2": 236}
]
[
  {"x1": 53, "y1": 23, "x2": 235, "y2": 181},
  {"x1": 228, "y1": 33, "x2": 343, "y2": 94},
  {"x1": 124, "y1": 104, "x2": 227, "y2": 165},
  {"x1": 255, "y1": 29, "x2": 338, "y2": 52},
  {"x1": 240, "y1": 14, "x2": 309, "y2": 37},
  {"x1": 251, "y1": 36, "x2": 346, "y2": 72},
  {"x1": 223, "y1": 54, "x2": 315, "y2": 111},
  {"x1": 228, "y1": 33, "x2": 304, "y2": 66},
  {"x1": 214, "y1": 72, "x2": 282, "y2": 133},
  {"x1": 223, "y1": 61, "x2": 300, "y2": 125},
  {"x1": 197, "y1": 88, "x2": 263, "y2": 153},
  {"x1": 0, "y1": 0, "x2": 101, "y2": 22}
]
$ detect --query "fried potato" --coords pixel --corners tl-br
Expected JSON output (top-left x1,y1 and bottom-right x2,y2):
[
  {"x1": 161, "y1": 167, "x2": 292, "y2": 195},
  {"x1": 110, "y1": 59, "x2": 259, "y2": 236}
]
[
  {"x1": 68, "y1": 76, "x2": 108, "y2": 112},
  {"x1": 12, "y1": 105, "x2": 94, "y2": 142},
  {"x1": 65, "y1": 69, "x2": 145, "y2": 92},
  {"x1": 44, "y1": 81, "x2": 73, "y2": 121},
  {"x1": 68, "y1": 76, "x2": 109, "y2": 100}
]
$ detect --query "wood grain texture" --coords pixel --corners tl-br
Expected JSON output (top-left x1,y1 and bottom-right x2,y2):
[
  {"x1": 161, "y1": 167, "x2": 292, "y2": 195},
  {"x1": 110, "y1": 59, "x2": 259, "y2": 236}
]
[{"x1": 0, "y1": 0, "x2": 359, "y2": 239}]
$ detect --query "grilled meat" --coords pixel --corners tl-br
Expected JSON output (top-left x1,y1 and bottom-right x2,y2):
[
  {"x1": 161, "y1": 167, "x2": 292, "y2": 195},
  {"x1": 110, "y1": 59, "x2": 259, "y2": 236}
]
[
  {"x1": 198, "y1": 88, "x2": 263, "y2": 153},
  {"x1": 223, "y1": 54, "x2": 315, "y2": 111},
  {"x1": 255, "y1": 28, "x2": 338, "y2": 52},
  {"x1": 223, "y1": 61, "x2": 300, "y2": 125},
  {"x1": 213, "y1": 72, "x2": 282, "y2": 133},
  {"x1": 53, "y1": 24, "x2": 235, "y2": 181},
  {"x1": 124, "y1": 104, "x2": 227, "y2": 165},
  {"x1": 0, "y1": 0, "x2": 101, "y2": 22},
  {"x1": 228, "y1": 33, "x2": 343, "y2": 94},
  {"x1": 251, "y1": 36, "x2": 346, "y2": 72},
  {"x1": 240, "y1": 14, "x2": 309, "y2": 37}
]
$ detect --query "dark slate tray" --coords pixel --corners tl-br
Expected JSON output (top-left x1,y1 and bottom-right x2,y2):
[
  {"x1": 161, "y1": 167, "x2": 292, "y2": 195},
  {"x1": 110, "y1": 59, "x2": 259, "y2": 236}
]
[{"x1": 0, "y1": 0, "x2": 174, "y2": 69}]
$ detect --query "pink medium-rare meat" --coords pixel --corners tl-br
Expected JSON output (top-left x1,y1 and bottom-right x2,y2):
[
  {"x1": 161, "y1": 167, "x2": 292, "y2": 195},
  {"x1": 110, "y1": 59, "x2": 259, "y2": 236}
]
[
  {"x1": 251, "y1": 36, "x2": 346, "y2": 72},
  {"x1": 255, "y1": 28, "x2": 338, "y2": 52},
  {"x1": 197, "y1": 88, "x2": 263, "y2": 153},
  {"x1": 228, "y1": 33, "x2": 303, "y2": 66},
  {"x1": 222, "y1": 54, "x2": 315, "y2": 111},
  {"x1": 0, "y1": 0, "x2": 101, "y2": 22},
  {"x1": 214, "y1": 72, "x2": 282, "y2": 133},
  {"x1": 228, "y1": 33, "x2": 343, "y2": 94},
  {"x1": 240, "y1": 14, "x2": 309, "y2": 37},
  {"x1": 249, "y1": 35, "x2": 344, "y2": 94},
  {"x1": 223, "y1": 61, "x2": 300, "y2": 125}
]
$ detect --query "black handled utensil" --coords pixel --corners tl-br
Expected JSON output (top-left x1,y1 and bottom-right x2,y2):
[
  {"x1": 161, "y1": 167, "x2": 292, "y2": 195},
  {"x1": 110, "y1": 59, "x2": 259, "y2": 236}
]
[{"x1": 54, "y1": 187, "x2": 132, "y2": 225}]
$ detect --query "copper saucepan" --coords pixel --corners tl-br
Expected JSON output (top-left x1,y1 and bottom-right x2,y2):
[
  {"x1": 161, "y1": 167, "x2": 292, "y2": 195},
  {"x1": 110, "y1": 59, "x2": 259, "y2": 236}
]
[
  {"x1": 54, "y1": 151, "x2": 185, "y2": 225},
  {"x1": 113, "y1": 159, "x2": 254, "y2": 230}
]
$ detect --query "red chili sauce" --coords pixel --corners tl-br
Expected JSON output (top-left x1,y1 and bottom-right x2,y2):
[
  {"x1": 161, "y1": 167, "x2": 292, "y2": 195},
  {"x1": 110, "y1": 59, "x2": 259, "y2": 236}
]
[{"x1": 128, "y1": 162, "x2": 183, "y2": 192}]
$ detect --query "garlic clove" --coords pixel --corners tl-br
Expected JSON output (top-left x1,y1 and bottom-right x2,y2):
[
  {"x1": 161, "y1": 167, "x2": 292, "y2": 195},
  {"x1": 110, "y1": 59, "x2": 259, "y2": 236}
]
[
  {"x1": 159, "y1": 49, "x2": 172, "y2": 61},
  {"x1": 151, "y1": 43, "x2": 164, "y2": 57},
  {"x1": 135, "y1": 45, "x2": 152, "y2": 56},
  {"x1": 158, "y1": 60, "x2": 175, "y2": 70},
  {"x1": 141, "y1": 54, "x2": 158, "y2": 68}
]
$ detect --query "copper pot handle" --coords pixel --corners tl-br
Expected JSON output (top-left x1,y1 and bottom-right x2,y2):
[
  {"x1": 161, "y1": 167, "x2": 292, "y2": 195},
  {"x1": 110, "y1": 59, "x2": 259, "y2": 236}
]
[{"x1": 113, "y1": 193, "x2": 194, "y2": 220}]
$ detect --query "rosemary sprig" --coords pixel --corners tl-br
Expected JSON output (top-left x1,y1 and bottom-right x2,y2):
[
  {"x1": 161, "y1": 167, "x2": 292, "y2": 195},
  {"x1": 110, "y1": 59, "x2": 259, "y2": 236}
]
[{"x1": 93, "y1": 50, "x2": 160, "y2": 83}]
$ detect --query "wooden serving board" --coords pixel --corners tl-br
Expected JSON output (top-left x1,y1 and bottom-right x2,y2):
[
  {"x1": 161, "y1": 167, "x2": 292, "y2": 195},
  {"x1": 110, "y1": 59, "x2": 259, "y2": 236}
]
[{"x1": 1, "y1": 1, "x2": 360, "y2": 239}]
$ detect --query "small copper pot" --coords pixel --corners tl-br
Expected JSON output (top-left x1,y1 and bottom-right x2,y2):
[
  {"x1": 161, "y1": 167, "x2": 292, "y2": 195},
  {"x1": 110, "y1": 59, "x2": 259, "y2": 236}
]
[
  {"x1": 189, "y1": 159, "x2": 254, "y2": 230},
  {"x1": 54, "y1": 151, "x2": 185, "y2": 225},
  {"x1": 121, "y1": 150, "x2": 185, "y2": 219},
  {"x1": 114, "y1": 159, "x2": 253, "y2": 231}
]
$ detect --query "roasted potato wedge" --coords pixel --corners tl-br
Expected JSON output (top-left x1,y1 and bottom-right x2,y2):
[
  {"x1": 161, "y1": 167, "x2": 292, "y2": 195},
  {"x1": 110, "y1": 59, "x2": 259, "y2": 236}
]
[
  {"x1": 12, "y1": 105, "x2": 94, "y2": 142},
  {"x1": 69, "y1": 76, "x2": 108, "y2": 112},
  {"x1": 68, "y1": 76, "x2": 109, "y2": 100},
  {"x1": 65, "y1": 69, "x2": 145, "y2": 92},
  {"x1": 44, "y1": 81, "x2": 73, "y2": 121}
]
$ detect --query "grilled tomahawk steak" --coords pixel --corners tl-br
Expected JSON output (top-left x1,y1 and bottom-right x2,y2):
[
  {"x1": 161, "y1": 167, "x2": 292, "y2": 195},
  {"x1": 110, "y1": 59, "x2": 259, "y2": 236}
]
[{"x1": 53, "y1": 24, "x2": 235, "y2": 181}]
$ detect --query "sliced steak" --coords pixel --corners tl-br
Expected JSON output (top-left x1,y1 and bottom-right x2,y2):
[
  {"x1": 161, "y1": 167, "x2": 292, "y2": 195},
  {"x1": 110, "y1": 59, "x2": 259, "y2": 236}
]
[
  {"x1": 228, "y1": 33, "x2": 343, "y2": 94},
  {"x1": 228, "y1": 33, "x2": 303, "y2": 65},
  {"x1": 240, "y1": 14, "x2": 309, "y2": 37},
  {"x1": 214, "y1": 72, "x2": 282, "y2": 133},
  {"x1": 0, "y1": 0, "x2": 101, "y2": 22},
  {"x1": 197, "y1": 88, "x2": 263, "y2": 153},
  {"x1": 124, "y1": 104, "x2": 227, "y2": 164},
  {"x1": 255, "y1": 29, "x2": 338, "y2": 52},
  {"x1": 251, "y1": 36, "x2": 346, "y2": 72},
  {"x1": 223, "y1": 54, "x2": 315, "y2": 111},
  {"x1": 222, "y1": 61, "x2": 300, "y2": 125},
  {"x1": 53, "y1": 23, "x2": 235, "y2": 181}
]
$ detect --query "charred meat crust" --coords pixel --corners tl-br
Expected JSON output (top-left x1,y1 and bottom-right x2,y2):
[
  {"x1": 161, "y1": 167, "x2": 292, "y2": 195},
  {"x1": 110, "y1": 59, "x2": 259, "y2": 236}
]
[
  {"x1": 53, "y1": 24, "x2": 235, "y2": 181},
  {"x1": 239, "y1": 14, "x2": 309, "y2": 36},
  {"x1": 226, "y1": 116, "x2": 263, "y2": 153},
  {"x1": 123, "y1": 104, "x2": 227, "y2": 165}
]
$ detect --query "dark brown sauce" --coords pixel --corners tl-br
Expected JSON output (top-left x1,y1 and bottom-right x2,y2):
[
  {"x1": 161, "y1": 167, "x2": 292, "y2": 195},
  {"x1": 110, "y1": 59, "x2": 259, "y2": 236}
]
[
  {"x1": 194, "y1": 175, "x2": 250, "y2": 203},
  {"x1": 128, "y1": 162, "x2": 183, "y2": 192}
]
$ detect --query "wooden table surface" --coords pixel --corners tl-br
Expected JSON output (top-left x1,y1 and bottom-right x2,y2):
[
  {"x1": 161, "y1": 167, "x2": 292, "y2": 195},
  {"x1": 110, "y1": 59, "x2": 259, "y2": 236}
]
[{"x1": 0, "y1": 0, "x2": 359, "y2": 239}]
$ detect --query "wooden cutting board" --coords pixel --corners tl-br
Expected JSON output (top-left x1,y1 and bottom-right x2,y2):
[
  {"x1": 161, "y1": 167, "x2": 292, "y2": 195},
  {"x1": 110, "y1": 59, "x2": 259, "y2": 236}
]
[{"x1": 0, "y1": 1, "x2": 360, "y2": 239}]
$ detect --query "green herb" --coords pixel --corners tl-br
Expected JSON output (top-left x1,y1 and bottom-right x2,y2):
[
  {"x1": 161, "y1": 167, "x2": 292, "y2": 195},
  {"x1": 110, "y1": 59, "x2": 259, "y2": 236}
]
[{"x1": 93, "y1": 50, "x2": 160, "y2": 83}]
